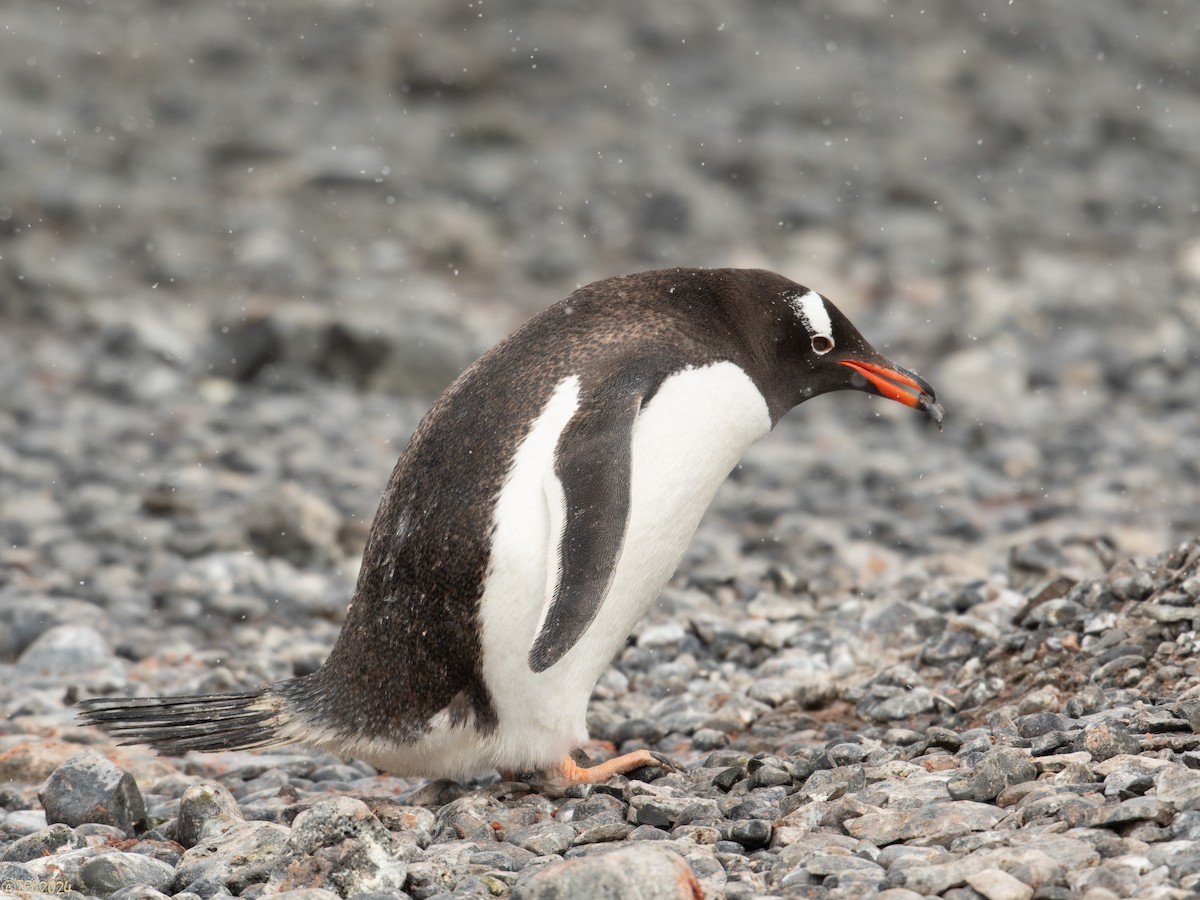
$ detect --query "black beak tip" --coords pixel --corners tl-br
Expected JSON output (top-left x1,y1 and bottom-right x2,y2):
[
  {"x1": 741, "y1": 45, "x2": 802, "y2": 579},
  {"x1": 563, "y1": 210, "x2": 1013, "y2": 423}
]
[
  {"x1": 891, "y1": 363, "x2": 944, "y2": 430},
  {"x1": 918, "y1": 393, "x2": 945, "y2": 430}
]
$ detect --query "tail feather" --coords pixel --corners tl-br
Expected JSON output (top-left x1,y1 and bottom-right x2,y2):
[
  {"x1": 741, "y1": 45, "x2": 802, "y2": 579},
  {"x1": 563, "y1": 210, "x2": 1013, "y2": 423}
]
[{"x1": 77, "y1": 688, "x2": 298, "y2": 755}]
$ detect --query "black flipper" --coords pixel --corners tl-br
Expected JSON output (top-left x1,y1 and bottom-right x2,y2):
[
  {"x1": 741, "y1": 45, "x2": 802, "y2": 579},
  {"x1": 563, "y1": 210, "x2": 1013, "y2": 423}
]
[{"x1": 527, "y1": 379, "x2": 645, "y2": 673}]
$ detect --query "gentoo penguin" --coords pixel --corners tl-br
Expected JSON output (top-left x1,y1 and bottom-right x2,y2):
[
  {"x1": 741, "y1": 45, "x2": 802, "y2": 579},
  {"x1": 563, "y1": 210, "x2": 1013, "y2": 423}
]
[{"x1": 80, "y1": 268, "x2": 943, "y2": 788}]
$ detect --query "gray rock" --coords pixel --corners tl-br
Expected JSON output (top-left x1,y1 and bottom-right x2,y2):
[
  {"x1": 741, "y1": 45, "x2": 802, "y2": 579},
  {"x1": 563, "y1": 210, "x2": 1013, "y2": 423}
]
[
  {"x1": 214, "y1": 302, "x2": 477, "y2": 399},
  {"x1": 1068, "y1": 860, "x2": 1145, "y2": 897},
  {"x1": 1011, "y1": 538, "x2": 1070, "y2": 574},
  {"x1": 173, "y1": 818, "x2": 289, "y2": 893},
  {"x1": 1132, "y1": 705, "x2": 1191, "y2": 734},
  {"x1": 174, "y1": 874, "x2": 233, "y2": 898},
  {"x1": 921, "y1": 631, "x2": 979, "y2": 665},
  {"x1": 1075, "y1": 720, "x2": 1142, "y2": 760},
  {"x1": 712, "y1": 766, "x2": 746, "y2": 792},
  {"x1": 360, "y1": 799, "x2": 436, "y2": 841},
  {"x1": 1175, "y1": 812, "x2": 1200, "y2": 840},
  {"x1": 674, "y1": 799, "x2": 722, "y2": 827},
  {"x1": 744, "y1": 753, "x2": 792, "y2": 782},
  {"x1": 507, "y1": 823, "x2": 576, "y2": 857},
  {"x1": 0, "y1": 862, "x2": 35, "y2": 892},
  {"x1": 1143, "y1": 603, "x2": 1200, "y2": 624},
  {"x1": 124, "y1": 839, "x2": 183, "y2": 868},
  {"x1": 924, "y1": 727, "x2": 964, "y2": 751},
  {"x1": 0, "y1": 596, "x2": 109, "y2": 659},
  {"x1": 0, "y1": 809, "x2": 47, "y2": 836},
  {"x1": 265, "y1": 797, "x2": 411, "y2": 896},
  {"x1": 626, "y1": 824, "x2": 671, "y2": 841},
  {"x1": 573, "y1": 822, "x2": 633, "y2": 845},
  {"x1": 0, "y1": 823, "x2": 84, "y2": 863},
  {"x1": 671, "y1": 825, "x2": 721, "y2": 847},
  {"x1": 1022, "y1": 598, "x2": 1086, "y2": 629},
  {"x1": 39, "y1": 751, "x2": 146, "y2": 837},
  {"x1": 472, "y1": 843, "x2": 537, "y2": 871},
  {"x1": 806, "y1": 852, "x2": 886, "y2": 880},
  {"x1": 1076, "y1": 795, "x2": 1175, "y2": 828},
  {"x1": 746, "y1": 763, "x2": 791, "y2": 789},
  {"x1": 723, "y1": 786, "x2": 788, "y2": 822},
  {"x1": 748, "y1": 675, "x2": 836, "y2": 708},
  {"x1": 175, "y1": 783, "x2": 243, "y2": 849},
  {"x1": 108, "y1": 887, "x2": 173, "y2": 900},
  {"x1": 1014, "y1": 712, "x2": 1077, "y2": 738},
  {"x1": 79, "y1": 851, "x2": 176, "y2": 895},
  {"x1": 1064, "y1": 685, "x2": 1108, "y2": 718},
  {"x1": 512, "y1": 843, "x2": 700, "y2": 899},
  {"x1": 947, "y1": 749, "x2": 1038, "y2": 802},
  {"x1": 1156, "y1": 764, "x2": 1200, "y2": 811},
  {"x1": 844, "y1": 801, "x2": 1005, "y2": 845},
  {"x1": 635, "y1": 802, "x2": 678, "y2": 830},
  {"x1": 558, "y1": 791, "x2": 627, "y2": 827},
  {"x1": 432, "y1": 794, "x2": 504, "y2": 844},
  {"x1": 404, "y1": 857, "x2": 458, "y2": 899},
  {"x1": 728, "y1": 819, "x2": 772, "y2": 849},
  {"x1": 627, "y1": 790, "x2": 693, "y2": 830},
  {"x1": 859, "y1": 686, "x2": 940, "y2": 722},
  {"x1": 682, "y1": 849, "x2": 726, "y2": 897},
  {"x1": 826, "y1": 742, "x2": 868, "y2": 766},
  {"x1": 610, "y1": 718, "x2": 666, "y2": 744},
  {"x1": 1106, "y1": 560, "x2": 1155, "y2": 601},
  {"x1": 964, "y1": 868, "x2": 1034, "y2": 900},
  {"x1": 1030, "y1": 730, "x2": 1079, "y2": 756},
  {"x1": 16, "y1": 623, "x2": 114, "y2": 675},
  {"x1": 690, "y1": 728, "x2": 729, "y2": 751},
  {"x1": 243, "y1": 482, "x2": 342, "y2": 566},
  {"x1": 1146, "y1": 840, "x2": 1200, "y2": 881},
  {"x1": 1103, "y1": 762, "x2": 1158, "y2": 798},
  {"x1": 1092, "y1": 653, "x2": 1147, "y2": 681},
  {"x1": 331, "y1": 309, "x2": 478, "y2": 398},
  {"x1": 21, "y1": 847, "x2": 100, "y2": 887},
  {"x1": 889, "y1": 847, "x2": 1051, "y2": 895}
]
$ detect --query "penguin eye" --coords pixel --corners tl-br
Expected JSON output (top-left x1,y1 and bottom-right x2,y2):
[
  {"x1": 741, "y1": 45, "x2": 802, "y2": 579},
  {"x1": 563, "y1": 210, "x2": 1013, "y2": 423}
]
[{"x1": 811, "y1": 334, "x2": 835, "y2": 355}]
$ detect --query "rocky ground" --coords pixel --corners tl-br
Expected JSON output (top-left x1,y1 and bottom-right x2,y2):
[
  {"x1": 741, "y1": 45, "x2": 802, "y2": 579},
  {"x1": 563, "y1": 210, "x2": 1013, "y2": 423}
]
[{"x1": 2, "y1": 1, "x2": 1199, "y2": 898}]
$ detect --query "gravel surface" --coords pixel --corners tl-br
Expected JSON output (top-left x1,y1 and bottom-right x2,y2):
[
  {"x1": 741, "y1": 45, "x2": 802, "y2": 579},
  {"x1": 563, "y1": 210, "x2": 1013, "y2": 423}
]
[{"x1": 2, "y1": 1, "x2": 1199, "y2": 898}]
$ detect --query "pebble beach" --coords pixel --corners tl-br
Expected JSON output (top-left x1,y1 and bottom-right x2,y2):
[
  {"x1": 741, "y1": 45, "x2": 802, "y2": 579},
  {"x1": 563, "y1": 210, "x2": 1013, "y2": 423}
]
[{"x1": 2, "y1": 1, "x2": 1200, "y2": 898}]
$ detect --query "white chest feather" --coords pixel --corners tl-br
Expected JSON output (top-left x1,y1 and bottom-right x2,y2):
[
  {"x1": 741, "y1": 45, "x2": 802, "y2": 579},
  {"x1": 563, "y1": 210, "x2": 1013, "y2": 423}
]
[{"x1": 474, "y1": 361, "x2": 771, "y2": 770}]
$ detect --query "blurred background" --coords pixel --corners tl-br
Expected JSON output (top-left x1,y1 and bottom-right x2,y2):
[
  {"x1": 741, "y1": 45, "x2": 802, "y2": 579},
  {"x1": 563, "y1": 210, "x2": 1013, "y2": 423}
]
[{"x1": 1, "y1": 0, "x2": 1198, "y2": 666}]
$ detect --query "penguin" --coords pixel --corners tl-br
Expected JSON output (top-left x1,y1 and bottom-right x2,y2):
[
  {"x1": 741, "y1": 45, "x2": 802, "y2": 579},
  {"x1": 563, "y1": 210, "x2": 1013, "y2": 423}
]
[{"x1": 80, "y1": 268, "x2": 944, "y2": 788}]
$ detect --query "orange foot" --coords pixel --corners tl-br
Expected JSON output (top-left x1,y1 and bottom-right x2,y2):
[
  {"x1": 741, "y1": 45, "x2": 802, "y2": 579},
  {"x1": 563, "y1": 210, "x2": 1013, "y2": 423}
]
[
  {"x1": 539, "y1": 748, "x2": 675, "y2": 794},
  {"x1": 503, "y1": 750, "x2": 676, "y2": 795}
]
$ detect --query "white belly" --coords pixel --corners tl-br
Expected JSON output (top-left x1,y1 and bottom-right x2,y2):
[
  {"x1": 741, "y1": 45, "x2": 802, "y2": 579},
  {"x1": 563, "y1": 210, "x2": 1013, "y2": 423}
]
[
  {"x1": 331, "y1": 363, "x2": 772, "y2": 777},
  {"x1": 469, "y1": 361, "x2": 772, "y2": 773}
]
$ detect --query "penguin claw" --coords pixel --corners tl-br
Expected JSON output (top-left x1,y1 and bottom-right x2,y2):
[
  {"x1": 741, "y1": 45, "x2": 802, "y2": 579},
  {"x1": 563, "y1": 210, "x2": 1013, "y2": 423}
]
[
  {"x1": 531, "y1": 748, "x2": 675, "y2": 796},
  {"x1": 645, "y1": 750, "x2": 683, "y2": 773}
]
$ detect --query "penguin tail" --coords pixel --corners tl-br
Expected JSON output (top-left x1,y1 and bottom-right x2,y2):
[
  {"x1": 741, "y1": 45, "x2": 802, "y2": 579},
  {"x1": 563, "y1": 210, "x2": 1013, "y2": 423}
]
[{"x1": 77, "y1": 684, "x2": 301, "y2": 755}]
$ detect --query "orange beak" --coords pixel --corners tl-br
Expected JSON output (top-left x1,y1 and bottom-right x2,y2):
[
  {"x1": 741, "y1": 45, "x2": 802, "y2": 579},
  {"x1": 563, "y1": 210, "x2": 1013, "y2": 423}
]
[{"x1": 839, "y1": 359, "x2": 944, "y2": 428}]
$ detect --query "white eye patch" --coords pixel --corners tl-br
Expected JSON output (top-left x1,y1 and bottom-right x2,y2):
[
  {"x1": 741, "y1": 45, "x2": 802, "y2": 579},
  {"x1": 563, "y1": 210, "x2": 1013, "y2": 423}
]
[{"x1": 787, "y1": 290, "x2": 834, "y2": 342}]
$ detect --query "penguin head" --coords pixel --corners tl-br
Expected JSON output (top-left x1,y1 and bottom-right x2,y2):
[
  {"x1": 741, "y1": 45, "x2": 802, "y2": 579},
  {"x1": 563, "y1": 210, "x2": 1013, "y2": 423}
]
[{"x1": 763, "y1": 284, "x2": 944, "y2": 428}]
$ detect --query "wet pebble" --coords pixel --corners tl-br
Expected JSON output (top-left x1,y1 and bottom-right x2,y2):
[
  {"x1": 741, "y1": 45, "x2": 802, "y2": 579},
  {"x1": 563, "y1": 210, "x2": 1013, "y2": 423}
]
[
  {"x1": 78, "y1": 851, "x2": 177, "y2": 896},
  {"x1": 510, "y1": 843, "x2": 701, "y2": 899},
  {"x1": 264, "y1": 797, "x2": 411, "y2": 896},
  {"x1": 947, "y1": 749, "x2": 1039, "y2": 802},
  {"x1": 38, "y1": 751, "x2": 146, "y2": 838},
  {"x1": 0, "y1": 823, "x2": 85, "y2": 863}
]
